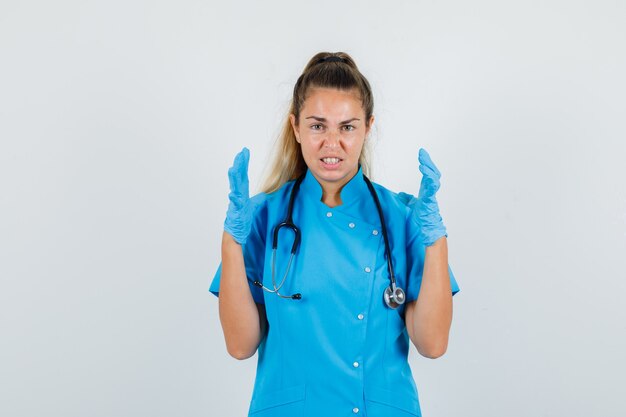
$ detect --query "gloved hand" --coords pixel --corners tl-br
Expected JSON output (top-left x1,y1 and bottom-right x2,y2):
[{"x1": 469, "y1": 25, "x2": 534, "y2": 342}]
[
  {"x1": 223, "y1": 147, "x2": 256, "y2": 245},
  {"x1": 398, "y1": 148, "x2": 448, "y2": 247}
]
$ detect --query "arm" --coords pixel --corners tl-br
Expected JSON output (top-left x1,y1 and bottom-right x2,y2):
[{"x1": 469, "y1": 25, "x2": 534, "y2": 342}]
[
  {"x1": 405, "y1": 236, "x2": 453, "y2": 358},
  {"x1": 402, "y1": 148, "x2": 455, "y2": 359},
  {"x1": 218, "y1": 231, "x2": 267, "y2": 360},
  {"x1": 216, "y1": 147, "x2": 267, "y2": 360}
]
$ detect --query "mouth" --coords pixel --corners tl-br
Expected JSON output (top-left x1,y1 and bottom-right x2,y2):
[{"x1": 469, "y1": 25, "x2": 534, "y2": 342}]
[
  {"x1": 320, "y1": 157, "x2": 342, "y2": 165},
  {"x1": 320, "y1": 157, "x2": 343, "y2": 170}
]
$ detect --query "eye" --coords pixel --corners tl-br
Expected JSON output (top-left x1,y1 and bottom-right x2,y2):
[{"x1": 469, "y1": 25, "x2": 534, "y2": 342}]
[
  {"x1": 310, "y1": 124, "x2": 323, "y2": 130},
  {"x1": 342, "y1": 125, "x2": 355, "y2": 131}
]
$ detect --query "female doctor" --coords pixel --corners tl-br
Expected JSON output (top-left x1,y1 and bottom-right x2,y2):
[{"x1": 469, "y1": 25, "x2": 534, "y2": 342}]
[{"x1": 209, "y1": 51, "x2": 460, "y2": 417}]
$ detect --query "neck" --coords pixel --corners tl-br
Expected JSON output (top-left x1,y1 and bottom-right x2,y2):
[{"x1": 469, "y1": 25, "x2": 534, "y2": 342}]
[
  {"x1": 312, "y1": 165, "x2": 360, "y2": 208},
  {"x1": 322, "y1": 192, "x2": 342, "y2": 208},
  {"x1": 319, "y1": 177, "x2": 348, "y2": 207}
]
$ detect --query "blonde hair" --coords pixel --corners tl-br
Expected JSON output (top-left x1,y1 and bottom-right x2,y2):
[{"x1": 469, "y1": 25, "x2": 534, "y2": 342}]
[{"x1": 261, "y1": 52, "x2": 374, "y2": 194}]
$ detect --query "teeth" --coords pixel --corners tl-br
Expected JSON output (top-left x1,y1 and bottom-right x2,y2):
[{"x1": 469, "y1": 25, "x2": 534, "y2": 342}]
[{"x1": 322, "y1": 158, "x2": 340, "y2": 164}]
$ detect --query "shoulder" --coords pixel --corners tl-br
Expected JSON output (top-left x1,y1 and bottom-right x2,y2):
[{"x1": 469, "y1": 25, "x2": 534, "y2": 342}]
[
  {"x1": 369, "y1": 180, "x2": 422, "y2": 243},
  {"x1": 369, "y1": 180, "x2": 415, "y2": 217},
  {"x1": 250, "y1": 179, "x2": 297, "y2": 213},
  {"x1": 247, "y1": 181, "x2": 296, "y2": 238}
]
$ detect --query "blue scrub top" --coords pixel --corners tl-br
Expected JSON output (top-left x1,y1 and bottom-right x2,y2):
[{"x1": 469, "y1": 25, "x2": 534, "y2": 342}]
[{"x1": 210, "y1": 166, "x2": 460, "y2": 417}]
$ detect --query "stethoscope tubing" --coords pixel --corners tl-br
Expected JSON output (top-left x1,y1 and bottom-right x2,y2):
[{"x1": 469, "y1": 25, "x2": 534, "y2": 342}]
[{"x1": 253, "y1": 170, "x2": 405, "y2": 308}]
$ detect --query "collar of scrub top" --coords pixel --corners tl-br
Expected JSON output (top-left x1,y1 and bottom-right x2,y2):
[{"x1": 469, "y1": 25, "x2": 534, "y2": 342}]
[{"x1": 299, "y1": 164, "x2": 370, "y2": 208}]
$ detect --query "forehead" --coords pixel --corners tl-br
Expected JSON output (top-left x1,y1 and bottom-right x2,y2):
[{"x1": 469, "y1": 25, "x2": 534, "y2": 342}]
[{"x1": 301, "y1": 87, "x2": 364, "y2": 115}]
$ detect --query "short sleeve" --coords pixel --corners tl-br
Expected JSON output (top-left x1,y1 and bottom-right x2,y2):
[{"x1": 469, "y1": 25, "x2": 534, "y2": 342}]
[
  {"x1": 208, "y1": 193, "x2": 268, "y2": 304},
  {"x1": 404, "y1": 227, "x2": 460, "y2": 304}
]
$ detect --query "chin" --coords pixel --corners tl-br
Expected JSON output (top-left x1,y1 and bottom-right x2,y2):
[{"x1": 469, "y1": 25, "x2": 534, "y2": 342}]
[{"x1": 310, "y1": 162, "x2": 356, "y2": 184}]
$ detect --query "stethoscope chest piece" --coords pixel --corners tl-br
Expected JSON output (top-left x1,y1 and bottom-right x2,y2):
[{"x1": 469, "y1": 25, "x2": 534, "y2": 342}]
[{"x1": 383, "y1": 285, "x2": 406, "y2": 309}]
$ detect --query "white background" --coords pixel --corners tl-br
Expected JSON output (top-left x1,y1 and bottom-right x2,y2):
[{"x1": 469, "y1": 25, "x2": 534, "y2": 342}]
[{"x1": 1, "y1": 1, "x2": 625, "y2": 416}]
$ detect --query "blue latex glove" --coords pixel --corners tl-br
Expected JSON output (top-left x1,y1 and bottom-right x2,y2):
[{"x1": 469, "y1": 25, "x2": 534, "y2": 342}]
[
  {"x1": 398, "y1": 148, "x2": 448, "y2": 247},
  {"x1": 223, "y1": 147, "x2": 256, "y2": 245}
]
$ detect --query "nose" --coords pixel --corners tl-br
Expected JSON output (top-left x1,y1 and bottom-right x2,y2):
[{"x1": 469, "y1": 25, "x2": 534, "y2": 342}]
[{"x1": 323, "y1": 130, "x2": 340, "y2": 149}]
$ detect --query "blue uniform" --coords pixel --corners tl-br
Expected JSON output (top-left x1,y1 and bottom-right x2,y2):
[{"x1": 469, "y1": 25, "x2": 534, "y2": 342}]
[{"x1": 209, "y1": 166, "x2": 460, "y2": 417}]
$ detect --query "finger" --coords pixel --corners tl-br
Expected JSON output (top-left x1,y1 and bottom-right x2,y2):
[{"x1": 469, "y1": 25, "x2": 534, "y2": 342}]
[
  {"x1": 237, "y1": 148, "x2": 250, "y2": 198},
  {"x1": 418, "y1": 165, "x2": 441, "y2": 199},
  {"x1": 418, "y1": 148, "x2": 440, "y2": 177},
  {"x1": 229, "y1": 152, "x2": 243, "y2": 190},
  {"x1": 227, "y1": 164, "x2": 238, "y2": 191},
  {"x1": 232, "y1": 148, "x2": 249, "y2": 173},
  {"x1": 227, "y1": 189, "x2": 244, "y2": 209},
  {"x1": 239, "y1": 147, "x2": 250, "y2": 172},
  {"x1": 419, "y1": 163, "x2": 441, "y2": 182},
  {"x1": 418, "y1": 148, "x2": 441, "y2": 177},
  {"x1": 229, "y1": 148, "x2": 250, "y2": 193}
]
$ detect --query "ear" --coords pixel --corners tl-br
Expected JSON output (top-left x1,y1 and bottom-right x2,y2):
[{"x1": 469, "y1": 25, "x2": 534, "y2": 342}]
[
  {"x1": 289, "y1": 114, "x2": 300, "y2": 143},
  {"x1": 365, "y1": 115, "x2": 375, "y2": 137}
]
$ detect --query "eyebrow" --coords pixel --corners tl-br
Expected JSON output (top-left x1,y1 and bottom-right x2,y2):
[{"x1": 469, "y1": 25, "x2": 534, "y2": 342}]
[{"x1": 305, "y1": 116, "x2": 361, "y2": 124}]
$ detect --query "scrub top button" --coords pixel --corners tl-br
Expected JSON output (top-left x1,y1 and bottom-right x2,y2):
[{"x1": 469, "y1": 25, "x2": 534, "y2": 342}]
[
  {"x1": 353, "y1": 361, "x2": 359, "y2": 368},
  {"x1": 372, "y1": 229, "x2": 379, "y2": 236},
  {"x1": 364, "y1": 267, "x2": 371, "y2": 273},
  {"x1": 348, "y1": 222, "x2": 355, "y2": 228},
  {"x1": 353, "y1": 407, "x2": 359, "y2": 413},
  {"x1": 357, "y1": 313, "x2": 364, "y2": 320},
  {"x1": 326, "y1": 212, "x2": 333, "y2": 217}
]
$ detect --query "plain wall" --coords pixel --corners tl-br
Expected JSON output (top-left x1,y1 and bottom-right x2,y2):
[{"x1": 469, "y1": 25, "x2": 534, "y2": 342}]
[{"x1": 1, "y1": 1, "x2": 625, "y2": 416}]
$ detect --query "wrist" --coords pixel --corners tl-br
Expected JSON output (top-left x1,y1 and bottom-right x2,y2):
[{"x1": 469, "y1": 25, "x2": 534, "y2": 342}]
[
  {"x1": 422, "y1": 223, "x2": 447, "y2": 247},
  {"x1": 223, "y1": 229, "x2": 244, "y2": 246}
]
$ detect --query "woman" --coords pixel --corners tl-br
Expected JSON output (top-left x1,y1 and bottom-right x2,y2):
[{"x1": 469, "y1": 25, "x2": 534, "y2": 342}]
[{"x1": 209, "y1": 52, "x2": 460, "y2": 417}]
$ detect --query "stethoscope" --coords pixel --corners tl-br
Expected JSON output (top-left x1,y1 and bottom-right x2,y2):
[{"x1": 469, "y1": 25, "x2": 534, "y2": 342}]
[{"x1": 251, "y1": 170, "x2": 406, "y2": 309}]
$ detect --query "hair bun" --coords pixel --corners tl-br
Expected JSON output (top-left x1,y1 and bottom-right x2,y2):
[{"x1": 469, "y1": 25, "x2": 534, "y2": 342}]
[{"x1": 319, "y1": 55, "x2": 345, "y2": 63}]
